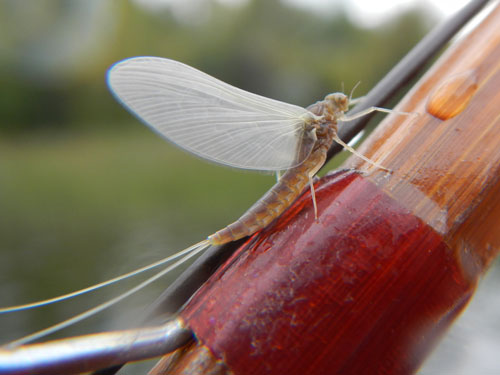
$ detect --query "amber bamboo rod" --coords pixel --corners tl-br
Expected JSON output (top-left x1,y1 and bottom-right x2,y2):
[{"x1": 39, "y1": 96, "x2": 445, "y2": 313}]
[
  {"x1": 348, "y1": 2, "x2": 500, "y2": 278},
  {"x1": 150, "y1": 4, "x2": 500, "y2": 375}
]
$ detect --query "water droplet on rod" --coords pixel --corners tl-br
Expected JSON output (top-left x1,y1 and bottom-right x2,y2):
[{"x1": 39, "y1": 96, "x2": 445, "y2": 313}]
[{"x1": 426, "y1": 70, "x2": 478, "y2": 120}]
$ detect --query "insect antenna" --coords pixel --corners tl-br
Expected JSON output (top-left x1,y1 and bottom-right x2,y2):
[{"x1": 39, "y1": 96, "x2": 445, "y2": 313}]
[{"x1": 348, "y1": 81, "x2": 364, "y2": 106}]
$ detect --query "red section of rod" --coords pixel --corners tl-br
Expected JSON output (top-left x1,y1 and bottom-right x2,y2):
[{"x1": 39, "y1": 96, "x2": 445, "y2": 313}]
[{"x1": 181, "y1": 170, "x2": 474, "y2": 375}]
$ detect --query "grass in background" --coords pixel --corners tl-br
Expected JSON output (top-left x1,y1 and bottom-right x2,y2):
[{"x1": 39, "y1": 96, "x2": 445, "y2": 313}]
[{"x1": 0, "y1": 126, "x2": 299, "y2": 341}]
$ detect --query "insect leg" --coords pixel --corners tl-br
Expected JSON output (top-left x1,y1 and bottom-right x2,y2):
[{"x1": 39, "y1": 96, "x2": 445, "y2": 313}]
[
  {"x1": 333, "y1": 134, "x2": 390, "y2": 172},
  {"x1": 341, "y1": 106, "x2": 414, "y2": 122},
  {"x1": 275, "y1": 171, "x2": 282, "y2": 182},
  {"x1": 308, "y1": 174, "x2": 318, "y2": 220},
  {"x1": 349, "y1": 96, "x2": 365, "y2": 106}
]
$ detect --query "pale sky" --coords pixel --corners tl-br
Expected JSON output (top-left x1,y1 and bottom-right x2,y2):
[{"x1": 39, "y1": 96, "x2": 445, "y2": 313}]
[
  {"x1": 284, "y1": 0, "x2": 472, "y2": 27},
  {"x1": 136, "y1": 0, "x2": 478, "y2": 27}
]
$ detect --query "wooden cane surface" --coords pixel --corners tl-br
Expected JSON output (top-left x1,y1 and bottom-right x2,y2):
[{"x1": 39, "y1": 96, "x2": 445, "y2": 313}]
[
  {"x1": 151, "y1": 4, "x2": 500, "y2": 374},
  {"x1": 348, "y1": 2, "x2": 500, "y2": 279}
]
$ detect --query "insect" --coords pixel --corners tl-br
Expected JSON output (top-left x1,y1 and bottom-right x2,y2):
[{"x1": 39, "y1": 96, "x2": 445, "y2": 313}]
[
  {"x1": 2, "y1": 56, "x2": 394, "y2": 346},
  {"x1": 108, "y1": 56, "x2": 391, "y2": 247}
]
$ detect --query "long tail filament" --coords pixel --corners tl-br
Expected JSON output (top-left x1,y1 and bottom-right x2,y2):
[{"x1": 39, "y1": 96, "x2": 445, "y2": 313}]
[{"x1": 4, "y1": 240, "x2": 210, "y2": 348}]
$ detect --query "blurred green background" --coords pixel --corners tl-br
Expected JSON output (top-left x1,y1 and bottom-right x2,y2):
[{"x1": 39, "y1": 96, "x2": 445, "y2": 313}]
[{"x1": 0, "y1": 0, "x2": 445, "y2": 366}]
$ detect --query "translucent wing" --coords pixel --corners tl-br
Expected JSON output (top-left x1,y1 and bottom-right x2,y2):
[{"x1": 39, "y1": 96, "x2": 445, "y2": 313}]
[{"x1": 107, "y1": 57, "x2": 316, "y2": 171}]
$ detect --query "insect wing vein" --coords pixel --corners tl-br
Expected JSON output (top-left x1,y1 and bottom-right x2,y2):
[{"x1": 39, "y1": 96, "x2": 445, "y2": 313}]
[{"x1": 107, "y1": 57, "x2": 314, "y2": 170}]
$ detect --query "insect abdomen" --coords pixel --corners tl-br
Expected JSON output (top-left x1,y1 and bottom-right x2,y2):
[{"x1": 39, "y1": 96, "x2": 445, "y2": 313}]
[{"x1": 208, "y1": 149, "x2": 324, "y2": 245}]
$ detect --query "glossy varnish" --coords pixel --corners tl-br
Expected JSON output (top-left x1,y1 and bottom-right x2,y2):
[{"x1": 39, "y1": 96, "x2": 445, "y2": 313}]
[
  {"x1": 154, "y1": 4, "x2": 500, "y2": 374},
  {"x1": 181, "y1": 170, "x2": 473, "y2": 375}
]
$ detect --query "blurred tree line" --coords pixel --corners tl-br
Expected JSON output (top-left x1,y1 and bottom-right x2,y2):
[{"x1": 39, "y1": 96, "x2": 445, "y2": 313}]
[
  {"x1": 0, "y1": 0, "x2": 438, "y2": 350},
  {"x1": 0, "y1": 0, "x2": 433, "y2": 135}
]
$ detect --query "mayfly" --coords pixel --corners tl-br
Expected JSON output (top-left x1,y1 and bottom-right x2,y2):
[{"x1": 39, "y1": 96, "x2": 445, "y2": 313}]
[
  {"x1": 108, "y1": 57, "x2": 392, "y2": 245},
  {"x1": 2, "y1": 56, "x2": 395, "y2": 345}
]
